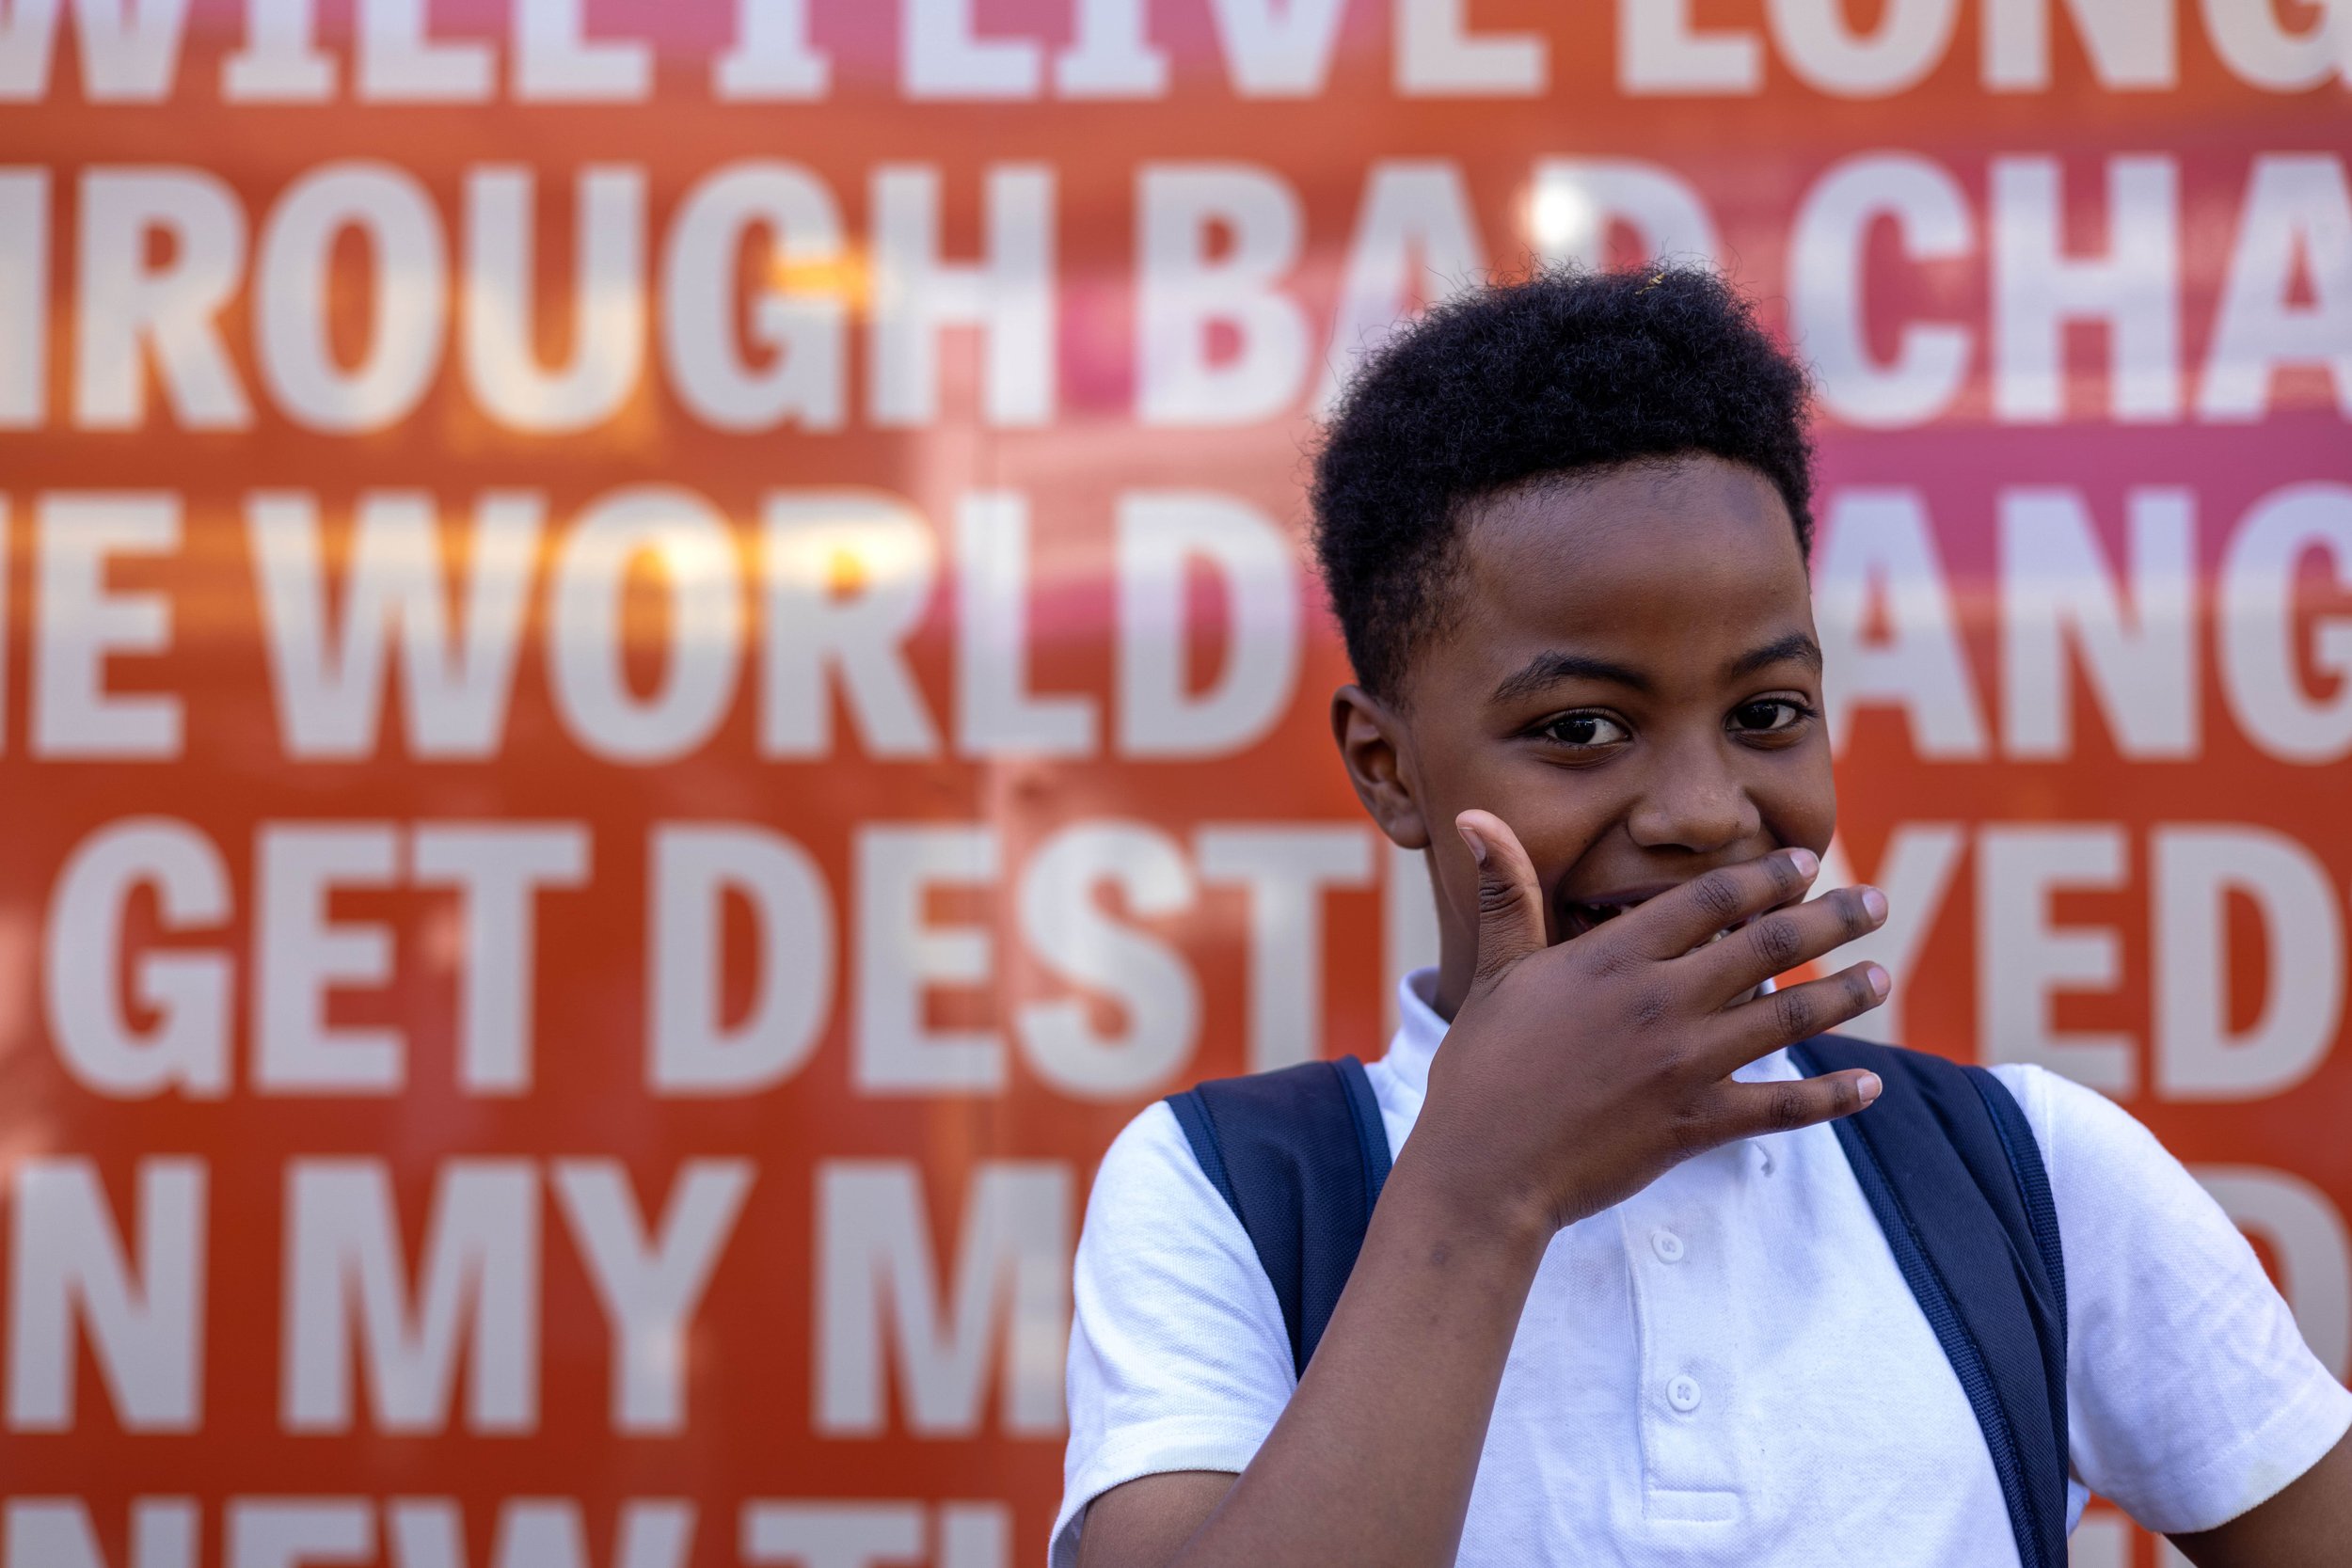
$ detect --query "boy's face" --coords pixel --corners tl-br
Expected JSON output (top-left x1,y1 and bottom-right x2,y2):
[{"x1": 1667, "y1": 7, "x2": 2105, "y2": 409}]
[{"x1": 1333, "y1": 453, "x2": 1836, "y2": 1021}]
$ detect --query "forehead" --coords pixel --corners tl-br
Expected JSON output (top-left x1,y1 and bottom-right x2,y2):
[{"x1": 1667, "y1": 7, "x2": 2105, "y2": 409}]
[{"x1": 1421, "y1": 455, "x2": 1814, "y2": 700}]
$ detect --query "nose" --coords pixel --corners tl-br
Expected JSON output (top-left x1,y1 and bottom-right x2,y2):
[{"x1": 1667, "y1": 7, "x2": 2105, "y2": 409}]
[{"x1": 1625, "y1": 738, "x2": 1760, "y2": 854}]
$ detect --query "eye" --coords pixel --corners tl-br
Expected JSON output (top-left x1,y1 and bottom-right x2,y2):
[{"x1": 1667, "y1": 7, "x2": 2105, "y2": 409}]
[
  {"x1": 1729, "y1": 698, "x2": 1814, "y2": 736},
  {"x1": 1537, "y1": 710, "x2": 1631, "y2": 749}
]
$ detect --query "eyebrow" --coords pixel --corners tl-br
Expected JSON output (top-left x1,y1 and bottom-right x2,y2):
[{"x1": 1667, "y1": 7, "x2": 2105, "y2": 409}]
[
  {"x1": 1491, "y1": 651, "x2": 1651, "y2": 705},
  {"x1": 1488, "y1": 632, "x2": 1822, "y2": 705},
  {"x1": 1726, "y1": 632, "x2": 1823, "y2": 678}
]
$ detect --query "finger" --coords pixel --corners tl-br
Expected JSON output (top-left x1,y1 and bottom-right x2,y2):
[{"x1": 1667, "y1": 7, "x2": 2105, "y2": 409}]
[
  {"x1": 1713, "y1": 1068, "x2": 1883, "y2": 1142},
  {"x1": 1686, "y1": 883, "x2": 1888, "y2": 1005},
  {"x1": 1703, "y1": 961, "x2": 1892, "y2": 1073},
  {"x1": 1617, "y1": 847, "x2": 1821, "y2": 960},
  {"x1": 1455, "y1": 810, "x2": 1545, "y2": 994}
]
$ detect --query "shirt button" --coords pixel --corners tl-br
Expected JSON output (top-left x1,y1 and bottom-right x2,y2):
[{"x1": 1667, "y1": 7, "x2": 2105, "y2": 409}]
[
  {"x1": 1667, "y1": 1375, "x2": 1703, "y2": 1413},
  {"x1": 1651, "y1": 1228, "x2": 1686, "y2": 1263}
]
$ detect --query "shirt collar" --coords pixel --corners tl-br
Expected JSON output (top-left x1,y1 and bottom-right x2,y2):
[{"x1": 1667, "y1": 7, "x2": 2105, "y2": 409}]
[{"x1": 1382, "y1": 967, "x2": 1449, "y2": 1101}]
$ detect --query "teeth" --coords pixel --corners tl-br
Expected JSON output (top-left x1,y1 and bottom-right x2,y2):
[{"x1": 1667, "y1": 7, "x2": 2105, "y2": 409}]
[{"x1": 1573, "y1": 902, "x2": 1759, "y2": 946}]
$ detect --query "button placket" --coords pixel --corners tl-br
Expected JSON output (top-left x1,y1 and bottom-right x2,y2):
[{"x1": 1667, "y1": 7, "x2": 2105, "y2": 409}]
[{"x1": 1619, "y1": 1178, "x2": 1745, "y2": 1521}]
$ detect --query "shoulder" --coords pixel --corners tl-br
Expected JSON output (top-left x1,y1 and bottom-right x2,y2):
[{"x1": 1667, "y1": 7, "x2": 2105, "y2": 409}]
[
  {"x1": 1059, "y1": 1101, "x2": 1295, "y2": 1566},
  {"x1": 1979, "y1": 1059, "x2": 2232, "y2": 1274},
  {"x1": 1077, "y1": 1100, "x2": 1265, "y2": 1303},
  {"x1": 1073, "y1": 1099, "x2": 1287, "y2": 1353},
  {"x1": 1089, "y1": 1099, "x2": 1211, "y2": 1213},
  {"x1": 1982, "y1": 1059, "x2": 2170, "y2": 1179},
  {"x1": 1982, "y1": 1063, "x2": 2352, "y2": 1533}
]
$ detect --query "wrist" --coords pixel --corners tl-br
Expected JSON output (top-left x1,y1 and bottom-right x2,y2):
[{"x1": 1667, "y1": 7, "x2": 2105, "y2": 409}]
[{"x1": 1378, "y1": 1143, "x2": 1556, "y2": 1273}]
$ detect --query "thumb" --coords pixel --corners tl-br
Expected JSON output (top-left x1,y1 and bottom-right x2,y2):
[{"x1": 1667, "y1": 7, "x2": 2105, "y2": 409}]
[{"x1": 1455, "y1": 809, "x2": 1546, "y2": 993}]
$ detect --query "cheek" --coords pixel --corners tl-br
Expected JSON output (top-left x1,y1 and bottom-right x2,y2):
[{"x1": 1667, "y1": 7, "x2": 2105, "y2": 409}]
[
  {"x1": 1417, "y1": 749, "x2": 1619, "y2": 894},
  {"x1": 1757, "y1": 749, "x2": 1838, "y2": 853},
  {"x1": 1470, "y1": 776, "x2": 1627, "y2": 911},
  {"x1": 1517, "y1": 802, "x2": 1623, "y2": 884}
]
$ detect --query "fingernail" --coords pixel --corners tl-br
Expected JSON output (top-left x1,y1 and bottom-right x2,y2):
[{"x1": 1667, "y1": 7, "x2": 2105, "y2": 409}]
[
  {"x1": 1788, "y1": 847, "x2": 1820, "y2": 878},
  {"x1": 1861, "y1": 886, "x2": 1888, "y2": 923},
  {"x1": 1867, "y1": 963, "x2": 1891, "y2": 999},
  {"x1": 1458, "y1": 824, "x2": 1488, "y2": 867},
  {"x1": 1857, "y1": 1071, "x2": 1883, "y2": 1105}
]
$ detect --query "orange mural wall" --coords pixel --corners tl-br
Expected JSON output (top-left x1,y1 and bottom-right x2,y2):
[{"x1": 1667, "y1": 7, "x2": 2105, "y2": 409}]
[{"x1": 3, "y1": 4, "x2": 2349, "y2": 1565}]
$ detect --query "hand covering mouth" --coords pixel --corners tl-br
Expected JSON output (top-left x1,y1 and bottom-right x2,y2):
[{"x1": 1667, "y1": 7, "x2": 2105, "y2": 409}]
[{"x1": 1561, "y1": 890, "x2": 1763, "y2": 952}]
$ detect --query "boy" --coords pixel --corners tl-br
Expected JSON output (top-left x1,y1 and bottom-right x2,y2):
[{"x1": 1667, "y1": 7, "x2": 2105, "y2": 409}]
[{"x1": 1051, "y1": 269, "x2": 2352, "y2": 1566}]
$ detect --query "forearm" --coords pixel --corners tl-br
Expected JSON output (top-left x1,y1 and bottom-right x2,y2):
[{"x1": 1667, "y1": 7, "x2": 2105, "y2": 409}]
[
  {"x1": 2171, "y1": 1428, "x2": 2352, "y2": 1567},
  {"x1": 1166, "y1": 1148, "x2": 1546, "y2": 1568}
]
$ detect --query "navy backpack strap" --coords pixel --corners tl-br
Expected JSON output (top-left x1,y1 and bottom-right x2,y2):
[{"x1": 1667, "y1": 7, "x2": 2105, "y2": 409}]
[
  {"x1": 1165, "y1": 1056, "x2": 1391, "y2": 1375},
  {"x1": 1790, "y1": 1037, "x2": 2068, "y2": 1568}
]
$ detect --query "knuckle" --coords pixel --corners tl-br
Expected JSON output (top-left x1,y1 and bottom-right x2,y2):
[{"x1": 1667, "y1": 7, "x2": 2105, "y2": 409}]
[
  {"x1": 1630, "y1": 986, "x2": 1673, "y2": 1030},
  {"x1": 1841, "y1": 886, "x2": 1879, "y2": 935},
  {"x1": 1691, "y1": 870, "x2": 1745, "y2": 927},
  {"x1": 1772, "y1": 984, "x2": 1815, "y2": 1040},
  {"x1": 1768, "y1": 1084, "x2": 1812, "y2": 1132},
  {"x1": 1749, "y1": 913, "x2": 1804, "y2": 971},
  {"x1": 1475, "y1": 875, "x2": 1523, "y2": 920},
  {"x1": 1590, "y1": 942, "x2": 1645, "y2": 982},
  {"x1": 1651, "y1": 1037, "x2": 1693, "y2": 1079},
  {"x1": 1666, "y1": 1102, "x2": 1719, "y2": 1164}
]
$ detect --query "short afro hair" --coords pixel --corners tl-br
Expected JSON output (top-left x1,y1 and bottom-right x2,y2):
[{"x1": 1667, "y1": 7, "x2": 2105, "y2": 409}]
[{"x1": 1310, "y1": 266, "x2": 1815, "y2": 703}]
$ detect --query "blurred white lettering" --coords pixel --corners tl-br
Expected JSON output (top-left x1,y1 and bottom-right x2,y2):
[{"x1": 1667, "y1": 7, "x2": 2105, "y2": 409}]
[
  {"x1": 72, "y1": 170, "x2": 249, "y2": 429},
  {"x1": 1136, "y1": 163, "x2": 1308, "y2": 425},
  {"x1": 8, "y1": 1159, "x2": 205, "y2": 1431},
  {"x1": 1200, "y1": 825, "x2": 1374, "y2": 1070},
  {"x1": 868, "y1": 165, "x2": 1056, "y2": 426},
  {"x1": 45, "y1": 817, "x2": 231, "y2": 1098},
  {"x1": 3, "y1": 1500, "x2": 195, "y2": 1568},
  {"x1": 463, "y1": 166, "x2": 646, "y2": 432},
  {"x1": 815, "y1": 1161, "x2": 1070, "y2": 1436},
  {"x1": 1814, "y1": 488, "x2": 1990, "y2": 759},
  {"x1": 1993, "y1": 154, "x2": 2180, "y2": 420},
  {"x1": 2200, "y1": 154, "x2": 2352, "y2": 420},
  {"x1": 648, "y1": 825, "x2": 834, "y2": 1096},
  {"x1": 1999, "y1": 485, "x2": 2198, "y2": 758},
  {"x1": 1015, "y1": 822, "x2": 1200, "y2": 1097},
  {"x1": 854, "y1": 826, "x2": 1003, "y2": 1094},
  {"x1": 2155, "y1": 827, "x2": 2344, "y2": 1101},
  {"x1": 33, "y1": 492, "x2": 184, "y2": 758},
  {"x1": 551, "y1": 1161, "x2": 754, "y2": 1433},
  {"x1": 1977, "y1": 825, "x2": 2134, "y2": 1094},
  {"x1": 1790, "y1": 153, "x2": 1973, "y2": 428},
  {"x1": 247, "y1": 488, "x2": 543, "y2": 759},
  {"x1": 255, "y1": 824, "x2": 404, "y2": 1093},
  {"x1": 283, "y1": 1158, "x2": 538, "y2": 1433},
  {"x1": 1114, "y1": 490, "x2": 1299, "y2": 757},
  {"x1": 2219, "y1": 483, "x2": 2352, "y2": 763}
]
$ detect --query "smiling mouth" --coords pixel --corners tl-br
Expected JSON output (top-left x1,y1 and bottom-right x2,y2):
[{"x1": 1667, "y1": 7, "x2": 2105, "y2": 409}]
[{"x1": 1563, "y1": 893, "x2": 1762, "y2": 952}]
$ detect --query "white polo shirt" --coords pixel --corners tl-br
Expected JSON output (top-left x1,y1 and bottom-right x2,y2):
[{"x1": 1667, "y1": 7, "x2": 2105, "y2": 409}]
[{"x1": 1055, "y1": 969, "x2": 2352, "y2": 1567}]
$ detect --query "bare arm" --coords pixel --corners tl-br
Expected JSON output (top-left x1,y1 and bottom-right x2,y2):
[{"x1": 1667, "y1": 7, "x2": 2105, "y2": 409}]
[
  {"x1": 2170, "y1": 1428, "x2": 2352, "y2": 1567},
  {"x1": 1078, "y1": 1475, "x2": 1232, "y2": 1568},
  {"x1": 1076, "y1": 814, "x2": 1891, "y2": 1568},
  {"x1": 1080, "y1": 1132, "x2": 1552, "y2": 1568}
]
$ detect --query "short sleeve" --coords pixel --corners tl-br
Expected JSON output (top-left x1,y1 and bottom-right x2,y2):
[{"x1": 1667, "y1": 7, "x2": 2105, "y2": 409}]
[
  {"x1": 1990, "y1": 1064, "x2": 2352, "y2": 1535},
  {"x1": 1052, "y1": 1101, "x2": 1296, "y2": 1568}
]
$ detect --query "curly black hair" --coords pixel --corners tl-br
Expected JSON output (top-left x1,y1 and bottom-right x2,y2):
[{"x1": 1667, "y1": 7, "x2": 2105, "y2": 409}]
[{"x1": 1310, "y1": 266, "x2": 1815, "y2": 703}]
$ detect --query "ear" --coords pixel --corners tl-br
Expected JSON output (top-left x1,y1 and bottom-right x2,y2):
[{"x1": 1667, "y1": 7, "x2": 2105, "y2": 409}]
[{"x1": 1330, "y1": 684, "x2": 1430, "y2": 850}]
